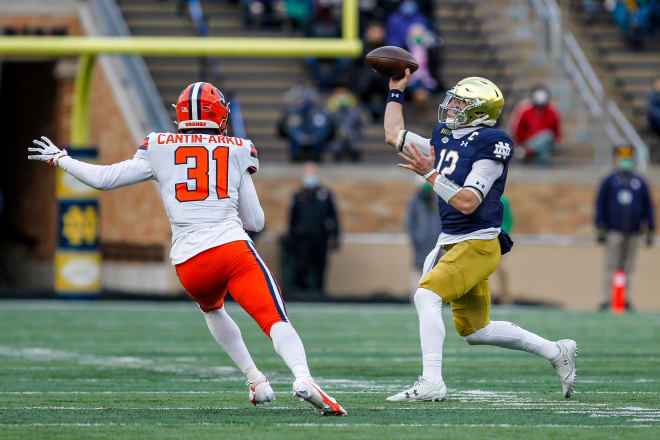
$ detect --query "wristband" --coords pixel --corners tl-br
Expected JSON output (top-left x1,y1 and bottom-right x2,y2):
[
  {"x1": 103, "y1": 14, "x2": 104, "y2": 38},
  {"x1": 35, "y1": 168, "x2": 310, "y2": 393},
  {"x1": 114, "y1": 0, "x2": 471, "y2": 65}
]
[
  {"x1": 422, "y1": 168, "x2": 436, "y2": 180},
  {"x1": 386, "y1": 89, "x2": 404, "y2": 104}
]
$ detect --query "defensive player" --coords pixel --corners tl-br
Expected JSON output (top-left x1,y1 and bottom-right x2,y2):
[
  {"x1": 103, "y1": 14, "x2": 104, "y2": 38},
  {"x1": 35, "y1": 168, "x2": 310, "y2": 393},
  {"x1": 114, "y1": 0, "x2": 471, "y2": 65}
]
[
  {"x1": 28, "y1": 82, "x2": 346, "y2": 416},
  {"x1": 383, "y1": 70, "x2": 577, "y2": 401}
]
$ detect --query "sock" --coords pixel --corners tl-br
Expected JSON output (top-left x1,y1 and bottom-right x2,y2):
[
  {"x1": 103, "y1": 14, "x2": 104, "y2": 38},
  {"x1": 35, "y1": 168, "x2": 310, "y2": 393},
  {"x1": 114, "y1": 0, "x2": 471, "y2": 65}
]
[
  {"x1": 464, "y1": 320, "x2": 560, "y2": 360},
  {"x1": 244, "y1": 366, "x2": 264, "y2": 384},
  {"x1": 414, "y1": 288, "x2": 445, "y2": 384},
  {"x1": 202, "y1": 308, "x2": 258, "y2": 376},
  {"x1": 270, "y1": 321, "x2": 312, "y2": 380}
]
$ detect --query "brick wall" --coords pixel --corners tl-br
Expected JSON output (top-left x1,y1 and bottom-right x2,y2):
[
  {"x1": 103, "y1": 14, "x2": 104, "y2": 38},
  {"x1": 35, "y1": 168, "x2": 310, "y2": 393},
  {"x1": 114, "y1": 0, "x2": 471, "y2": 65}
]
[{"x1": 254, "y1": 177, "x2": 660, "y2": 237}]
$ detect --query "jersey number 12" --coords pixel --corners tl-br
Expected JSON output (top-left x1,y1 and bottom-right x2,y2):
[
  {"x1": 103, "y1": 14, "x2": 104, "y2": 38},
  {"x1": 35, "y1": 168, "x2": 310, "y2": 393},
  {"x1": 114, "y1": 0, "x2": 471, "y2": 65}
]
[
  {"x1": 175, "y1": 146, "x2": 229, "y2": 202},
  {"x1": 436, "y1": 149, "x2": 459, "y2": 176}
]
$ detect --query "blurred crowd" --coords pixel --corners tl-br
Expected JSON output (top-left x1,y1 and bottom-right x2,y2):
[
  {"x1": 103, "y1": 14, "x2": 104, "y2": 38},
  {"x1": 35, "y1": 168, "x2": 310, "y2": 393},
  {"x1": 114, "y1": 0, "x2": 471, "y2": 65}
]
[
  {"x1": 579, "y1": 0, "x2": 660, "y2": 49},
  {"x1": 245, "y1": 0, "x2": 447, "y2": 163}
]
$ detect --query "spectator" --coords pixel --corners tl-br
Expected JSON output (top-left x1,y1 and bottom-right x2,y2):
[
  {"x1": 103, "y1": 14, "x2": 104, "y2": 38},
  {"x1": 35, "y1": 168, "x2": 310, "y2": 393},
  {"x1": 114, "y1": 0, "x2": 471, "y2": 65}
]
[
  {"x1": 406, "y1": 23, "x2": 439, "y2": 107},
  {"x1": 610, "y1": 0, "x2": 660, "y2": 49},
  {"x1": 282, "y1": 0, "x2": 313, "y2": 34},
  {"x1": 405, "y1": 179, "x2": 443, "y2": 299},
  {"x1": 303, "y1": 2, "x2": 350, "y2": 90},
  {"x1": 385, "y1": 0, "x2": 445, "y2": 92},
  {"x1": 283, "y1": 163, "x2": 340, "y2": 295},
  {"x1": 326, "y1": 87, "x2": 364, "y2": 162},
  {"x1": 648, "y1": 76, "x2": 660, "y2": 161},
  {"x1": 278, "y1": 87, "x2": 333, "y2": 162},
  {"x1": 354, "y1": 21, "x2": 391, "y2": 121},
  {"x1": 241, "y1": 0, "x2": 284, "y2": 28},
  {"x1": 595, "y1": 146, "x2": 655, "y2": 310},
  {"x1": 510, "y1": 84, "x2": 562, "y2": 165},
  {"x1": 385, "y1": 1, "x2": 433, "y2": 50}
]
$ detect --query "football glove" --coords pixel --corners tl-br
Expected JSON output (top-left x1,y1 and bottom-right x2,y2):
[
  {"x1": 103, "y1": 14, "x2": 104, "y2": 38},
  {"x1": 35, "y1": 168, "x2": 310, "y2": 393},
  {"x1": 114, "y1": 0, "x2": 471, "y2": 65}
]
[
  {"x1": 28, "y1": 136, "x2": 68, "y2": 166},
  {"x1": 596, "y1": 228, "x2": 607, "y2": 245},
  {"x1": 646, "y1": 231, "x2": 655, "y2": 247}
]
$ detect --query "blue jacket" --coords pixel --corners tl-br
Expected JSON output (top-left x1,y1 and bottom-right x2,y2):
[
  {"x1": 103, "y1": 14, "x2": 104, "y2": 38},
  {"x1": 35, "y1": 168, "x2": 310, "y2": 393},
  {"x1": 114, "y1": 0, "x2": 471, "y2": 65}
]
[{"x1": 595, "y1": 171, "x2": 655, "y2": 233}]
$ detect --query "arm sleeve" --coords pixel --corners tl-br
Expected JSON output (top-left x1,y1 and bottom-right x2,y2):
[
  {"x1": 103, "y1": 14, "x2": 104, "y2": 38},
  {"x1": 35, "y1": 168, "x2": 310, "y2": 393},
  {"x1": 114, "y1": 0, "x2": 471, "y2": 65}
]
[
  {"x1": 395, "y1": 130, "x2": 432, "y2": 156},
  {"x1": 237, "y1": 171, "x2": 265, "y2": 232},
  {"x1": 57, "y1": 150, "x2": 154, "y2": 190},
  {"x1": 462, "y1": 159, "x2": 504, "y2": 202}
]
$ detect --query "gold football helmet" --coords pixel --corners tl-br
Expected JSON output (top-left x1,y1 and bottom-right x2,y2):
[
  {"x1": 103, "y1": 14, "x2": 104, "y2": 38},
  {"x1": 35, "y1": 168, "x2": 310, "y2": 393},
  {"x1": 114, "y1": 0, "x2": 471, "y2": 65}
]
[{"x1": 438, "y1": 77, "x2": 504, "y2": 129}]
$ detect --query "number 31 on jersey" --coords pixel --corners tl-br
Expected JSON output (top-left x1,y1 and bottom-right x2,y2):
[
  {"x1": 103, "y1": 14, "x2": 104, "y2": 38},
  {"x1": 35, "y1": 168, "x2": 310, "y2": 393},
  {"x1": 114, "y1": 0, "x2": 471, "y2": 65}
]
[{"x1": 175, "y1": 146, "x2": 229, "y2": 202}]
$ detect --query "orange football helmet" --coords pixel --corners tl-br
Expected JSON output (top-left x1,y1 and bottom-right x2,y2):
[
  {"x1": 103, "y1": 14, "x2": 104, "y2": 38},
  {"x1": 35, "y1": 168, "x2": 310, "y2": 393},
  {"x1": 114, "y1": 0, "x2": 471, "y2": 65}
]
[{"x1": 175, "y1": 82, "x2": 230, "y2": 134}]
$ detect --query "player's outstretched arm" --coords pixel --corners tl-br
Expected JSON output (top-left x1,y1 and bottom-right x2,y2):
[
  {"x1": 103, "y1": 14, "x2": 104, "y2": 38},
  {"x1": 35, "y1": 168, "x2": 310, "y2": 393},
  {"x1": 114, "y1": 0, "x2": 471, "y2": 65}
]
[
  {"x1": 384, "y1": 68, "x2": 411, "y2": 147},
  {"x1": 28, "y1": 136, "x2": 153, "y2": 190},
  {"x1": 237, "y1": 171, "x2": 265, "y2": 232}
]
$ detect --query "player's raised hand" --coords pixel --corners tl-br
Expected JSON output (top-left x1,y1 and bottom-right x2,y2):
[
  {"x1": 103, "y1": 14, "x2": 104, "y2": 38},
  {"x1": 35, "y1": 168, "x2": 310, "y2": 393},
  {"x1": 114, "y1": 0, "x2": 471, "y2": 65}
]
[
  {"x1": 389, "y1": 68, "x2": 412, "y2": 92},
  {"x1": 28, "y1": 136, "x2": 68, "y2": 166},
  {"x1": 397, "y1": 143, "x2": 435, "y2": 176}
]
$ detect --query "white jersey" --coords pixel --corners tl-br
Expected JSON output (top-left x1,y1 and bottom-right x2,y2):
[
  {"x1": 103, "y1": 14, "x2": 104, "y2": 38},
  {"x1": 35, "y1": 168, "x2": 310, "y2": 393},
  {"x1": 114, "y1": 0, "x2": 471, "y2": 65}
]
[
  {"x1": 143, "y1": 132, "x2": 260, "y2": 264},
  {"x1": 58, "y1": 131, "x2": 263, "y2": 265}
]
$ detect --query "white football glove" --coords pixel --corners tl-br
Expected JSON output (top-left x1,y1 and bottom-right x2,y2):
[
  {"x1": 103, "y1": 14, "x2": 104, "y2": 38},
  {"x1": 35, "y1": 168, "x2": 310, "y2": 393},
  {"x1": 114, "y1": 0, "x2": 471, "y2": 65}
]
[{"x1": 28, "y1": 136, "x2": 68, "y2": 166}]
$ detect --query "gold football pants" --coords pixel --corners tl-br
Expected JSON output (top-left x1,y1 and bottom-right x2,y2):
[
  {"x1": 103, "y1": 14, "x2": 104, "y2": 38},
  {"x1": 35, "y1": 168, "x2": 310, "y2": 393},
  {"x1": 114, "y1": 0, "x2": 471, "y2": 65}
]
[{"x1": 419, "y1": 237, "x2": 501, "y2": 337}]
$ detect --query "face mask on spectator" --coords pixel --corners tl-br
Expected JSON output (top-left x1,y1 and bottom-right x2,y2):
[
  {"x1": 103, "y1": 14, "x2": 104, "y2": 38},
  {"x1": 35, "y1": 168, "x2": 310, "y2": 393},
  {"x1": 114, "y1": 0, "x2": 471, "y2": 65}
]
[
  {"x1": 303, "y1": 175, "x2": 320, "y2": 188},
  {"x1": 617, "y1": 158, "x2": 634, "y2": 172},
  {"x1": 400, "y1": 0, "x2": 419, "y2": 16},
  {"x1": 531, "y1": 89, "x2": 550, "y2": 107}
]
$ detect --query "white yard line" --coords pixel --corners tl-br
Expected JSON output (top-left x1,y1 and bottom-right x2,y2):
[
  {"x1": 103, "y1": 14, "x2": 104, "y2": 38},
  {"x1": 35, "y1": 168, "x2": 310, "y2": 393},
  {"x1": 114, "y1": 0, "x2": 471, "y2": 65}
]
[
  {"x1": 276, "y1": 423, "x2": 657, "y2": 429},
  {"x1": 0, "y1": 346, "x2": 239, "y2": 378}
]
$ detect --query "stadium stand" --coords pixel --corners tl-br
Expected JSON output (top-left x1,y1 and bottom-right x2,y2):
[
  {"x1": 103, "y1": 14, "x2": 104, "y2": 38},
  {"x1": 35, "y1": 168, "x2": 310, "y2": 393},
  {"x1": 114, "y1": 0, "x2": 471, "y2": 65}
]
[
  {"x1": 565, "y1": 0, "x2": 660, "y2": 148},
  {"x1": 114, "y1": 0, "x2": 618, "y2": 166}
]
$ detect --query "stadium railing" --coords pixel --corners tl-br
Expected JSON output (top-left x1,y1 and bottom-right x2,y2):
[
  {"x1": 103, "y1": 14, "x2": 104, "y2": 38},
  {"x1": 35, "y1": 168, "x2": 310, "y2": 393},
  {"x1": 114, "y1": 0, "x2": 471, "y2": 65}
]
[
  {"x1": 89, "y1": 0, "x2": 171, "y2": 133},
  {"x1": 525, "y1": 0, "x2": 648, "y2": 169}
]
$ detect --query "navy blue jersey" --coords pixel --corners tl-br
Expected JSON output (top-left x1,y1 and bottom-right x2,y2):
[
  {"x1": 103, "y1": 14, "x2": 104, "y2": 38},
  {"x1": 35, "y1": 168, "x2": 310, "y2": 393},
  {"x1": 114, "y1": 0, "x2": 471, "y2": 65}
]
[{"x1": 430, "y1": 124, "x2": 514, "y2": 235}]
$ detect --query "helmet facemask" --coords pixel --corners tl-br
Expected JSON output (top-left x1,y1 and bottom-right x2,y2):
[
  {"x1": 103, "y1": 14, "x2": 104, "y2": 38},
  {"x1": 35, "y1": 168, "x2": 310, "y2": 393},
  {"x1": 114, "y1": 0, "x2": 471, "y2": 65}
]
[{"x1": 438, "y1": 91, "x2": 488, "y2": 129}]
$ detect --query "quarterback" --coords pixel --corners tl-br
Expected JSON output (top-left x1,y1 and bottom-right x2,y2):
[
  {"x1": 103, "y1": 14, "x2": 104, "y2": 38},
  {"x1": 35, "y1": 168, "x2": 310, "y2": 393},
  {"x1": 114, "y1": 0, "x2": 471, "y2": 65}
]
[
  {"x1": 383, "y1": 70, "x2": 577, "y2": 401},
  {"x1": 28, "y1": 82, "x2": 346, "y2": 416}
]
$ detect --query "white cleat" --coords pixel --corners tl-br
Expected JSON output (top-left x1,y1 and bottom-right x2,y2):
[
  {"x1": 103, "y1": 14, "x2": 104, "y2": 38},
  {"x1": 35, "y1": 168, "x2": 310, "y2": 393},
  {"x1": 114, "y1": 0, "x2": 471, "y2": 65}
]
[
  {"x1": 248, "y1": 377, "x2": 275, "y2": 406},
  {"x1": 292, "y1": 378, "x2": 347, "y2": 416},
  {"x1": 550, "y1": 339, "x2": 578, "y2": 398},
  {"x1": 386, "y1": 376, "x2": 447, "y2": 402}
]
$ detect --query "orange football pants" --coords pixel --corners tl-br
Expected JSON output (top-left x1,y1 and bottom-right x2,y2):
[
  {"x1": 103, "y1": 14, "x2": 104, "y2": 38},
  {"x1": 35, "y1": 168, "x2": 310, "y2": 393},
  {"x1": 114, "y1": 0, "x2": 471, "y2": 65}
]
[{"x1": 175, "y1": 240, "x2": 288, "y2": 335}]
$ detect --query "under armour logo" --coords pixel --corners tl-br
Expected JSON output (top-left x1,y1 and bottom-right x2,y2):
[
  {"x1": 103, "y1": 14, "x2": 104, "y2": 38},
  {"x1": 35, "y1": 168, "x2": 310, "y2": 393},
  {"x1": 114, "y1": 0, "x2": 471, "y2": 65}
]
[
  {"x1": 461, "y1": 141, "x2": 468, "y2": 147},
  {"x1": 475, "y1": 180, "x2": 485, "y2": 189},
  {"x1": 404, "y1": 392, "x2": 410, "y2": 398},
  {"x1": 391, "y1": 92, "x2": 400, "y2": 98},
  {"x1": 413, "y1": 389, "x2": 419, "y2": 396}
]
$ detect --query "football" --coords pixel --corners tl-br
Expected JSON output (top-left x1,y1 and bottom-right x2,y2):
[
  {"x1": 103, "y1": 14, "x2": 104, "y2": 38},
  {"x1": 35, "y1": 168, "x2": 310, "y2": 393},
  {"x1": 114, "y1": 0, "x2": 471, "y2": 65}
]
[{"x1": 365, "y1": 46, "x2": 419, "y2": 79}]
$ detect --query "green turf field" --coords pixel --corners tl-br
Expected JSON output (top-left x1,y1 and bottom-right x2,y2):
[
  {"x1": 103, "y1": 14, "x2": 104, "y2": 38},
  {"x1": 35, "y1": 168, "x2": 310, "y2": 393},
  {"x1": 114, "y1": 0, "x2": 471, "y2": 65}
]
[{"x1": 0, "y1": 300, "x2": 658, "y2": 439}]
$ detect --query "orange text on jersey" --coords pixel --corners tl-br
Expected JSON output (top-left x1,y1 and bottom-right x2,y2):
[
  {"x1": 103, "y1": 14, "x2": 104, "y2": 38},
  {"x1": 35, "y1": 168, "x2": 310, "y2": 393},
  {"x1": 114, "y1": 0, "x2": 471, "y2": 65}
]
[{"x1": 157, "y1": 134, "x2": 244, "y2": 146}]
